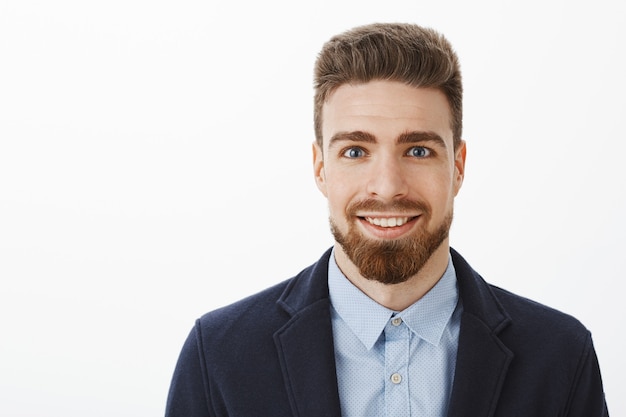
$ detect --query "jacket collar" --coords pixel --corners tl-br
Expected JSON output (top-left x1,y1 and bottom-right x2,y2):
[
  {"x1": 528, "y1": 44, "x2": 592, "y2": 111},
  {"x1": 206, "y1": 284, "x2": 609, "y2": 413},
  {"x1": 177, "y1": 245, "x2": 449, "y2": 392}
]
[{"x1": 277, "y1": 247, "x2": 334, "y2": 315}]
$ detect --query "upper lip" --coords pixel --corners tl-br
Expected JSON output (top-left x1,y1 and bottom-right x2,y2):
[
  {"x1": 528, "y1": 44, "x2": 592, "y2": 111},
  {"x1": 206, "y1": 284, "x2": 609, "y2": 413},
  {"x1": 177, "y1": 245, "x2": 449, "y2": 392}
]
[{"x1": 357, "y1": 213, "x2": 421, "y2": 218}]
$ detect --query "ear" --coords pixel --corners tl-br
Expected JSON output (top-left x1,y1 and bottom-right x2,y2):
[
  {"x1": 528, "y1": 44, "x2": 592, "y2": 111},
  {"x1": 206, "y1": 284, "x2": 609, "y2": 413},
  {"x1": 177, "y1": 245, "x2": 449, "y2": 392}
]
[
  {"x1": 312, "y1": 142, "x2": 328, "y2": 197},
  {"x1": 453, "y1": 140, "x2": 467, "y2": 196}
]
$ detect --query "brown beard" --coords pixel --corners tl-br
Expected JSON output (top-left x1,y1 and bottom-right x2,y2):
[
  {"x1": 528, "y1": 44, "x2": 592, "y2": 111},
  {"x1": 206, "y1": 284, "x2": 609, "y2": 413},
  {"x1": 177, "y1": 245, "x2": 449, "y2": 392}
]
[{"x1": 330, "y1": 199, "x2": 452, "y2": 285}]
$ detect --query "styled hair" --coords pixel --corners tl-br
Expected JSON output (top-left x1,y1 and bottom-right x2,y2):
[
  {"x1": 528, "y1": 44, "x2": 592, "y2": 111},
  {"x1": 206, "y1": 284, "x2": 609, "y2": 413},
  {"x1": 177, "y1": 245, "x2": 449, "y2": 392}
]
[{"x1": 313, "y1": 23, "x2": 463, "y2": 149}]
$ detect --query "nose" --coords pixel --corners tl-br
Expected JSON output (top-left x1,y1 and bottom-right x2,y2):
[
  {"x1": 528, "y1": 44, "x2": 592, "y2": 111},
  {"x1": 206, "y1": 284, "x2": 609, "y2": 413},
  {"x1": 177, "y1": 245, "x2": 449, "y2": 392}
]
[{"x1": 366, "y1": 155, "x2": 409, "y2": 201}]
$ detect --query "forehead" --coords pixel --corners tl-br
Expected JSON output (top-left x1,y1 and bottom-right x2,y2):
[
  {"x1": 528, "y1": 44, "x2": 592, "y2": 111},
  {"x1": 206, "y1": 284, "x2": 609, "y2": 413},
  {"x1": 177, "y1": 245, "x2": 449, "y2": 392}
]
[{"x1": 321, "y1": 80, "x2": 453, "y2": 147}]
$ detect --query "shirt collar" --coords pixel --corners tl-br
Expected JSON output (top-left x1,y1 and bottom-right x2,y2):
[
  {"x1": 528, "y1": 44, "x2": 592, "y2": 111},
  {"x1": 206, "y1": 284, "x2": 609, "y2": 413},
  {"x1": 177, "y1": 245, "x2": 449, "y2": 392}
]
[{"x1": 328, "y1": 249, "x2": 459, "y2": 350}]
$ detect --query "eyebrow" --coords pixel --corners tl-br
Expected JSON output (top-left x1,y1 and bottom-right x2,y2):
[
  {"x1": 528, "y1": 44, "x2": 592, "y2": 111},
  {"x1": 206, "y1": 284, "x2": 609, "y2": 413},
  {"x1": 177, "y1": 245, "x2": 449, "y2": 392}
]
[
  {"x1": 328, "y1": 130, "x2": 448, "y2": 149},
  {"x1": 328, "y1": 131, "x2": 376, "y2": 148},
  {"x1": 397, "y1": 131, "x2": 448, "y2": 149}
]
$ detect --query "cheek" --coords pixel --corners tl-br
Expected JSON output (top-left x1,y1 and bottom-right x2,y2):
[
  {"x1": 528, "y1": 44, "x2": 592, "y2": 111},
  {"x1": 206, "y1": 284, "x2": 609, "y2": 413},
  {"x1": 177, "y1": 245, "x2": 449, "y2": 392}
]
[
  {"x1": 326, "y1": 187, "x2": 349, "y2": 213},
  {"x1": 413, "y1": 171, "x2": 457, "y2": 208},
  {"x1": 324, "y1": 178, "x2": 358, "y2": 216}
]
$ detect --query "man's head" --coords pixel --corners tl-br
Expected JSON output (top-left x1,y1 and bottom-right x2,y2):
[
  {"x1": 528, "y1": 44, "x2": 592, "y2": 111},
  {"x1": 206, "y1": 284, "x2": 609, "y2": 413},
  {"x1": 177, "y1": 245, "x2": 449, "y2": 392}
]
[
  {"x1": 314, "y1": 23, "x2": 462, "y2": 151},
  {"x1": 312, "y1": 23, "x2": 466, "y2": 285}
]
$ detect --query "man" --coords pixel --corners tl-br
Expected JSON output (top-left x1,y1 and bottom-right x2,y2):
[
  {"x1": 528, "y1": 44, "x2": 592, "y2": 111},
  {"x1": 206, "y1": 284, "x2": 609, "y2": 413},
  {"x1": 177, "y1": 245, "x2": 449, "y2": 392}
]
[{"x1": 165, "y1": 23, "x2": 608, "y2": 416}]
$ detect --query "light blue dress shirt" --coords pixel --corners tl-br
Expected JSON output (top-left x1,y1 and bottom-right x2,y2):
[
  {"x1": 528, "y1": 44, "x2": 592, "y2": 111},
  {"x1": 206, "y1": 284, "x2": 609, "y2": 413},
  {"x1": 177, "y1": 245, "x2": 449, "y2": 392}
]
[{"x1": 328, "y1": 250, "x2": 462, "y2": 417}]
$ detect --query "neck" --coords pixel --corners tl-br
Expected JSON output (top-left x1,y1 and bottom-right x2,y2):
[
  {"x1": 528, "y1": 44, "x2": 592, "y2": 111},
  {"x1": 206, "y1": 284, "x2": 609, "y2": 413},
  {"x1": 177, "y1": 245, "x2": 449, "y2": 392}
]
[{"x1": 333, "y1": 241, "x2": 450, "y2": 311}]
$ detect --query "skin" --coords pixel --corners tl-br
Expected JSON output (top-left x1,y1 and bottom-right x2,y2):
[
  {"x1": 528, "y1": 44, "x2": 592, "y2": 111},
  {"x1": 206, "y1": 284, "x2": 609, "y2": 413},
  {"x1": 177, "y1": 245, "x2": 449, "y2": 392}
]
[{"x1": 313, "y1": 80, "x2": 467, "y2": 311}]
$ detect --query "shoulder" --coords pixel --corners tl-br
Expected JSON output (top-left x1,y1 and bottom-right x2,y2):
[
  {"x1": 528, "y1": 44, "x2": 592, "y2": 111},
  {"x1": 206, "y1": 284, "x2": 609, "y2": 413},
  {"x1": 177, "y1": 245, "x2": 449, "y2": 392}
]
[
  {"x1": 193, "y1": 248, "x2": 333, "y2": 348},
  {"x1": 451, "y1": 248, "x2": 592, "y2": 360},
  {"x1": 451, "y1": 248, "x2": 590, "y2": 341},
  {"x1": 478, "y1": 279, "x2": 594, "y2": 377},
  {"x1": 489, "y1": 284, "x2": 591, "y2": 345},
  {"x1": 196, "y1": 277, "x2": 293, "y2": 340}
]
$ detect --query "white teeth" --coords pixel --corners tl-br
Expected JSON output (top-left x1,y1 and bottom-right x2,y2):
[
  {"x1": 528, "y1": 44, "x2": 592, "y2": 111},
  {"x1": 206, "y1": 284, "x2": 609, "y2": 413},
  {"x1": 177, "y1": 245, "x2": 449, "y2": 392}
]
[{"x1": 366, "y1": 217, "x2": 410, "y2": 227}]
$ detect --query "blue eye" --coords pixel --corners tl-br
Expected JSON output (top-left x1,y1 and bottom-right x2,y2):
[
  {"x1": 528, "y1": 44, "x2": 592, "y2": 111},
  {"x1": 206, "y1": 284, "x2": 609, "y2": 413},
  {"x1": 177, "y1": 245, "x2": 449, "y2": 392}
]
[
  {"x1": 408, "y1": 146, "x2": 431, "y2": 158},
  {"x1": 343, "y1": 147, "x2": 365, "y2": 158}
]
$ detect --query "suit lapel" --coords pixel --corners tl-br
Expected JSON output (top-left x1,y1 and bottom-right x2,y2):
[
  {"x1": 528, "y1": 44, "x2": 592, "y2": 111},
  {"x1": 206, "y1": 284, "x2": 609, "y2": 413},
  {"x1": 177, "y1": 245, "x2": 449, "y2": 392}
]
[
  {"x1": 274, "y1": 300, "x2": 342, "y2": 417},
  {"x1": 446, "y1": 312, "x2": 513, "y2": 417},
  {"x1": 447, "y1": 249, "x2": 514, "y2": 417},
  {"x1": 273, "y1": 248, "x2": 342, "y2": 417}
]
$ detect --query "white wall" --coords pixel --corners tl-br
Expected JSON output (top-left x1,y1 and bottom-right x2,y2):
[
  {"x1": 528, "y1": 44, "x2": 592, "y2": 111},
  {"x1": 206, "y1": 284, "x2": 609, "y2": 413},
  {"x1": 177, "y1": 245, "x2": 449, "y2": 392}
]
[{"x1": 1, "y1": 0, "x2": 624, "y2": 415}]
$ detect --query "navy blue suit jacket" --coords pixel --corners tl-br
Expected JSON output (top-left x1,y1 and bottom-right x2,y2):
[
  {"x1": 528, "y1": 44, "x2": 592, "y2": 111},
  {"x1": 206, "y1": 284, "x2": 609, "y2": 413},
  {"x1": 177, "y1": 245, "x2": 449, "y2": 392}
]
[{"x1": 165, "y1": 248, "x2": 608, "y2": 416}]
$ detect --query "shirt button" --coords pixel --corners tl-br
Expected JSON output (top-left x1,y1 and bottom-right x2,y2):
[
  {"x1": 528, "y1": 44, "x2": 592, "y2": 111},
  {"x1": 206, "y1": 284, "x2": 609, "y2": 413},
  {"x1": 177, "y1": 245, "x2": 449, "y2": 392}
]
[
  {"x1": 391, "y1": 317, "x2": 402, "y2": 326},
  {"x1": 390, "y1": 373, "x2": 402, "y2": 384}
]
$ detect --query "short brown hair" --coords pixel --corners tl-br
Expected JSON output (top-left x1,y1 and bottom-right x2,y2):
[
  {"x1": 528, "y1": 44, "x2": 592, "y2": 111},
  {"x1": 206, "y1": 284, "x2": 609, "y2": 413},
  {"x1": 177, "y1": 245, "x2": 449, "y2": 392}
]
[{"x1": 314, "y1": 23, "x2": 463, "y2": 149}]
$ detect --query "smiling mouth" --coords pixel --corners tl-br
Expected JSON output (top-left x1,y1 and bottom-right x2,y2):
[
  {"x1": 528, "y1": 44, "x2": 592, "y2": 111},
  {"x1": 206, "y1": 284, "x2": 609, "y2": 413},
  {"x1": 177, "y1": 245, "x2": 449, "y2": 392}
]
[{"x1": 363, "y1": 216, "x2": 417, "y2": 228}]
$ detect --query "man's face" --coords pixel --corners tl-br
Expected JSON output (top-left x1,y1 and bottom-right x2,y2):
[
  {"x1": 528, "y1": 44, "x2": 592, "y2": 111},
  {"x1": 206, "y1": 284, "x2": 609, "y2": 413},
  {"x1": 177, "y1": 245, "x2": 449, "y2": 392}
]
[{"x1": 313, "y1": 80, "x2": 466, "y2": 285}]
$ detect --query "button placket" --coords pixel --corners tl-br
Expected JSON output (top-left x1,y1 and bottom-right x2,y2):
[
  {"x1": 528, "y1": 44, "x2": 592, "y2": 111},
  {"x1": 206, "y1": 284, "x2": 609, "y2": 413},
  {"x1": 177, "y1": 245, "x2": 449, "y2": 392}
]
[{"x1": 384, "y1": 316, "x2": 410, "y2": 415}]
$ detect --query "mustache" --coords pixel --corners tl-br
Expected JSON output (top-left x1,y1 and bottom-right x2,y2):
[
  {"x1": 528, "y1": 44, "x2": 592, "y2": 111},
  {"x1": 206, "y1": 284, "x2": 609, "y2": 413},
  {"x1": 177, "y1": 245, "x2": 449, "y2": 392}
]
[{"x1": 346, "y1": 198, "x2": 431, "y2": 216}]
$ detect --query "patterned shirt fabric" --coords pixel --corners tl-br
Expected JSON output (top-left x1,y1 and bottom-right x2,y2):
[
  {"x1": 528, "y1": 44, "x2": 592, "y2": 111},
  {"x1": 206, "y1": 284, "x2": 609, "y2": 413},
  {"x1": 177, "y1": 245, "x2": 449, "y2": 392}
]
[{"x1": 328, "y1": 250, "x2": 462, "y2": 417}]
